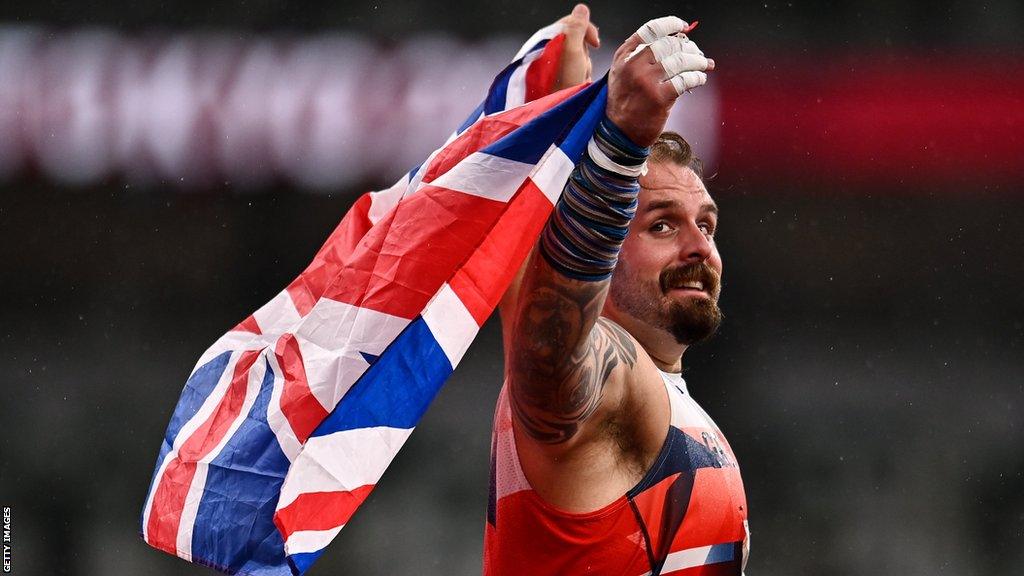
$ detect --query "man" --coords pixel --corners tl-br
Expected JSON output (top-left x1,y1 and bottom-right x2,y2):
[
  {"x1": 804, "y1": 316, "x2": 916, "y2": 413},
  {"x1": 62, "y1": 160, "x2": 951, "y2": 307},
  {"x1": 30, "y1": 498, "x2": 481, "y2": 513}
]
[{"x1": 485, "y1": 6, "x2": 750, "y2": 575}]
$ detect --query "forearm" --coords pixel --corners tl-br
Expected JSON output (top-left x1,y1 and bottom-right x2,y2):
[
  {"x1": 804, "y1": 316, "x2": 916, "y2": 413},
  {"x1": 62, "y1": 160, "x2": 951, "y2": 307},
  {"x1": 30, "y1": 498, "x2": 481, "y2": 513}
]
[
  {"x1": 539, "y1": 118, "x2": 648, "y2": 281},
  {"x1": 508, "y1": 116, "x2": 648, "y2": 443}
]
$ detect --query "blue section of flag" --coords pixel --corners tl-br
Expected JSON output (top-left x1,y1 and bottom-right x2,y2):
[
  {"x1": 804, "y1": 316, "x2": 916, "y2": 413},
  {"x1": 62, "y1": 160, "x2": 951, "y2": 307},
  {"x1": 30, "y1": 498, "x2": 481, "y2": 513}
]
[
  {"x1": 483, "y1": 64, "x2": 514, "y2": 116},
  {"x1": 482, "y1": 77, "x2": 608, "y2": 165},
  {"x1": 312, "y1": 318, "x2": 453, "y2": 436},
  {"x1": 287, "y1": 550, "x2": 325, "y2": 575},
  {"x1": 482, "y1": 38, "x2": 548, "y2": 116},
  {"x1": 521, "y1": 37, "x2": 552, "y2": 60},
  {"x1": 191, "y1": 358, "x2": 291, "y2": 574},
  {"x1": 557, "y1": 80, "x2": 608, "y2": 158}
]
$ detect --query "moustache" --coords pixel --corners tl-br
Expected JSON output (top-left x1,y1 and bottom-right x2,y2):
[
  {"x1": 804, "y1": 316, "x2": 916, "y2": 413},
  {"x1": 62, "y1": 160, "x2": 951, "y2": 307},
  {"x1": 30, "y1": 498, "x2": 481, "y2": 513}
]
[{"x1": 659, "y1": 262, "x2": 721, "y2": 298}]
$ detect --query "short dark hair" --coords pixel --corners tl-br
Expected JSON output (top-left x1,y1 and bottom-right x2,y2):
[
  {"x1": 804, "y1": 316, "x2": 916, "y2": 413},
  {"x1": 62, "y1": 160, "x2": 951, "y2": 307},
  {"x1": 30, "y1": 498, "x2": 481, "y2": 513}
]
[{"x1": 650, "y1": 131, "x2": 704, "y2": 180}]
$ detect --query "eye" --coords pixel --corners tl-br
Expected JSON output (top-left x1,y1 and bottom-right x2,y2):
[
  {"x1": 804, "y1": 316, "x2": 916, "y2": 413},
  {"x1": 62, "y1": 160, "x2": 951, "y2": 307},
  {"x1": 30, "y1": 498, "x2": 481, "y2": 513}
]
[
  {"x1": 650, "y1": 221, "x2": 674, "y2": 234},
  {"x1": 698, "y1": 221, "x2": 716, "y2": 238}
]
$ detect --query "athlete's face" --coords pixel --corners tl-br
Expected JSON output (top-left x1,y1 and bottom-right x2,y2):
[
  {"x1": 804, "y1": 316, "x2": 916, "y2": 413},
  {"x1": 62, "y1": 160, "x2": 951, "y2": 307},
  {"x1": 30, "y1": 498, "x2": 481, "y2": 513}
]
[{"x1": 609, "y1": 161, "x2": 723, "y2": 345}]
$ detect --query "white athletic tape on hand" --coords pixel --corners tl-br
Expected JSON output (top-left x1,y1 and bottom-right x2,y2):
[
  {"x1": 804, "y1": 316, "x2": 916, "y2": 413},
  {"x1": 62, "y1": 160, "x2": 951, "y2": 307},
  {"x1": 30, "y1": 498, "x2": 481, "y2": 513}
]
[
  {"x1": 669, "y1": 71, "x2": 707, "y2": 95},
  {"x1": 660, "y1": 52, "x2": 710, "y2": 79},
  {"x1": 626, "y1": 33, "x2": 704, "y2": 64},
  {"x1": 587, "y1": 137, "x2": 648, "y2": 178},
  {"x1": 624, "y1": 43, "x2": 648, "y2": 62},
  {"x1": 636, "y1": 16, "x2": 687, "y2": 44},
  {"x1": 649, "y1": 35, "x2": 703, "y2": 62}
]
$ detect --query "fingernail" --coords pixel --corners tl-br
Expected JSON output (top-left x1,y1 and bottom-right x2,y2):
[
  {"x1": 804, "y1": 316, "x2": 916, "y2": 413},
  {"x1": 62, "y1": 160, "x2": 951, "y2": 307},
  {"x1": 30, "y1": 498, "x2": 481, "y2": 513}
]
[{"x1": 706, "y1": 58, "x2": 715, "y2": 71}]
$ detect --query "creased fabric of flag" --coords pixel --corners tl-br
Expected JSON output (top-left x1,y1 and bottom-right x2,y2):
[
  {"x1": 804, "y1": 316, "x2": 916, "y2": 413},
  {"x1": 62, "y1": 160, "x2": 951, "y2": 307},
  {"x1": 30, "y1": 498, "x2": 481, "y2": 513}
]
[{"x1": 142, "y1": 22, "x2": 610, "y2": 576}]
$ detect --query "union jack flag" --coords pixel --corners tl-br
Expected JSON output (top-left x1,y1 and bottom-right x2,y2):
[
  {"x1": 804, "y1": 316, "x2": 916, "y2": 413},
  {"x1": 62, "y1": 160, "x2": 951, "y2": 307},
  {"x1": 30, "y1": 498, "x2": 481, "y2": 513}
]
[{"x1": 142, "y1": 22, "x2": 609, "y2": 575}]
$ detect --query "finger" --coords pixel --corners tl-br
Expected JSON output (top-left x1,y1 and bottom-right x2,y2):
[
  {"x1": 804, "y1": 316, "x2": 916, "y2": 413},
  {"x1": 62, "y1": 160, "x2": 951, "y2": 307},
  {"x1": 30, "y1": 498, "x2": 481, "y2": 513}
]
[
  {"x1": 665, "y1": 70, "x2": 708, "y2": 96},
  {"x1": 618, "y1": 16, "x2": 687, "y2": 60},
  {"x1": 561, "y1": 4, "x2": 591, "y2": 44},
  {"x1": 585, "y1": 22, "x2": 600, "y2": 48},
  {"x1": 636, "y1": 16, "x2": 688, "y2": 44},
  {"x1": 660, "y1": 52, "x2": 710, "y2": 79},
  {"x1": 649, "y1": 35, "x2": 704, "y2": 62}
]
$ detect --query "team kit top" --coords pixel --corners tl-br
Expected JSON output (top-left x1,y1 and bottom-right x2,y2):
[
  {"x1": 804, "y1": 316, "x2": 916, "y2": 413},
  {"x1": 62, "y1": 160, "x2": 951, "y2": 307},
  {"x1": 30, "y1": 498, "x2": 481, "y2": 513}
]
[{"x1": 484, "y1": 370, "x2": 750, "y2": 575}]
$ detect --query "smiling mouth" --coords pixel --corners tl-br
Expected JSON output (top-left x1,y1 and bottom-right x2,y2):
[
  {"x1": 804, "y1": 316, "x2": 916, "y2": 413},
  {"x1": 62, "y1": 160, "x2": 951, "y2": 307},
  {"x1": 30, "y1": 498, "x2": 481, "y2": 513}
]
[
  {"x1": 678, "y1": 281, "x2": 703, "y2": 291},
  {"x1": 659, "y1": 263, "x2": 719, "y2": 299},
  {"x1": 667, "y1": 281, "x2": 709, "y2": 296}
]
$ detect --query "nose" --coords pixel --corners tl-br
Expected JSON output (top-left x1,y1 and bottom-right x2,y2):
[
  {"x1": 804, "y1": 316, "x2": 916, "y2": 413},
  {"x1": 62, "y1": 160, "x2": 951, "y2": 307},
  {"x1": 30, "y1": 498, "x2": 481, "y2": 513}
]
[{"x1": 677, "y1": 221, "x2": 713, "y2": 264}]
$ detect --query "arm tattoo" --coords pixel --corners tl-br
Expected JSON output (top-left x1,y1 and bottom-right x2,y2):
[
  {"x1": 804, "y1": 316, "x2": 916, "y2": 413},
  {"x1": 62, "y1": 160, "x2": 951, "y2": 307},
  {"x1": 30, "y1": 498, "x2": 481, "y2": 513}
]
[
  {"x1": 510, "y1": 274, "x2": 638, "y2": 444},
  {"x1": 509, "y1": 115, "x2": 647, "y2": 445}
]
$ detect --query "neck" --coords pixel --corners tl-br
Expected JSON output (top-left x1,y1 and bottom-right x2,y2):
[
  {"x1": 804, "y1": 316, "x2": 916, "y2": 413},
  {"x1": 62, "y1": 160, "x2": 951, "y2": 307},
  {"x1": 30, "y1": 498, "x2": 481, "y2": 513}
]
[{"x1": 601, "y1": 306, "x2": 687, "y2": 373}]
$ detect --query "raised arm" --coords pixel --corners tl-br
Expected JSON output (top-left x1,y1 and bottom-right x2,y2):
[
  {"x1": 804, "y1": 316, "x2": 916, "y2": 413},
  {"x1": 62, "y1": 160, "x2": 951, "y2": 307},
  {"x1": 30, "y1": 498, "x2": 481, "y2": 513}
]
[
  {"x1": 506, "y1": 17, "x2": 714, "y2": 447},
  {"x1": 499, "y1": 4, "x2": 599, "y2": 335}
]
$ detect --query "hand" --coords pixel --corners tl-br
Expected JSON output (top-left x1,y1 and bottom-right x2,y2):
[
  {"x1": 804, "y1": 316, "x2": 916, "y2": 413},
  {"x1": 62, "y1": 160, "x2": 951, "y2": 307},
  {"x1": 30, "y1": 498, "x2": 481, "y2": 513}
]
[
  {"x1": 605, "y1": 16, "x2": 715, "y2": 147},
  {"x1": 552, "y1": 4, "x2": 601, "y2": 92}
]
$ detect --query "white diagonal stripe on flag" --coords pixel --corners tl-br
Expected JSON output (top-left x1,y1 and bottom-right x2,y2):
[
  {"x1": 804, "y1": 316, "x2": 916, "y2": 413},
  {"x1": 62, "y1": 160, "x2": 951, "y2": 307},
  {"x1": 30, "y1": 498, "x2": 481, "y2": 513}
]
[
  {"x1": 530, "y1": 145, "x2": 574, "y2": 205},
  {"x1": 513, "y1": 23, "x2": 562, "y2": 61},
  {"x1": 277, "y1": 426, "x2": 413, "y2": 510},
  {"x1": 264, "y1": 350, "x2": 303, "y2": 462},
  {"x1": 505, "y1": 57, "x2": 530, "y2": 109},
  {"x1": 424, "y1": 152, "x2": 535, "y2": 203},
  {"x1": 285, "y1": 526, "x2": 345, "y2": 555},
  {"x1": 295, "y1": 299, "x2": 410, "y2": 410},
  {"x1": 190, "y1": 330, "x2": 271, "y2": 379},
  {"x1": 422, "y1": 283, "x2": 479, "y2": 366},
  {"x1": 252, "y1": 289, "x2": 303, "y2": 336},
  {"x1": 368, "y1": 176, "x2": 409, "y2": 225}
]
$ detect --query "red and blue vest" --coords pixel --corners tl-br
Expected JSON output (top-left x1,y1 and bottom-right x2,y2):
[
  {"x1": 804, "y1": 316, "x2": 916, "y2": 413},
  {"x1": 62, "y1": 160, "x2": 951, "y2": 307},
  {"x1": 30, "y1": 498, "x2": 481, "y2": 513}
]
[{"x1": 484, "y1": 371, "x2": 750, "y2": 575}]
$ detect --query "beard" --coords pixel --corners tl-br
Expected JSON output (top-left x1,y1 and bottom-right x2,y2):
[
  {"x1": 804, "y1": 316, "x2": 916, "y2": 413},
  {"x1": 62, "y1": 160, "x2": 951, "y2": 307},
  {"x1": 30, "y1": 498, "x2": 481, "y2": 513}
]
[{"x1": 609, "y1": 259, "x2": 723, "y2": 345}]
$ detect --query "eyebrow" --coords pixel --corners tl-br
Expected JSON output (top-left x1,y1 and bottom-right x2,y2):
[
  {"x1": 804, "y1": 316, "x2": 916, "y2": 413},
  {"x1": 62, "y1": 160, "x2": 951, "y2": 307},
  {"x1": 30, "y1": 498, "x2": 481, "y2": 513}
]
[
  {"x1": 642, "y1": 199, "x2": 720, "y2": 216},
  {"x1": 643, "y1": 199, "x2": 678, "y2": 213}
]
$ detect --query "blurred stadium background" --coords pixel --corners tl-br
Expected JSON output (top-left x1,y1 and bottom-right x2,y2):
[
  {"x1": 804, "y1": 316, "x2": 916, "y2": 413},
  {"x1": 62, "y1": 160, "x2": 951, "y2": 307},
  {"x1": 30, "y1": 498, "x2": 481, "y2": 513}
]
[{"x1": 1, "y1": 1, "x2": 1022, "y2": 574}]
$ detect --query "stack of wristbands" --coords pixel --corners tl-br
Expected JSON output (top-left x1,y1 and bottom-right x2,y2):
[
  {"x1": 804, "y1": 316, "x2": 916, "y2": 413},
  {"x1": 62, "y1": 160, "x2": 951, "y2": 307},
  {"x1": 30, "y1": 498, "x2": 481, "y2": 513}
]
[{"x1": 540, "y1": 115, "x2": 650, "y2": 281}]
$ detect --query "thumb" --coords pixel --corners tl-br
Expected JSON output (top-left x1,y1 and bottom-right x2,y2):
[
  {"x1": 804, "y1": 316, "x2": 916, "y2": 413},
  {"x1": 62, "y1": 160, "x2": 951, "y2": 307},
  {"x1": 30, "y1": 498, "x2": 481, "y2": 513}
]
[{"x1": 561, "y1": 3, "x2": 591, "y2": 44}]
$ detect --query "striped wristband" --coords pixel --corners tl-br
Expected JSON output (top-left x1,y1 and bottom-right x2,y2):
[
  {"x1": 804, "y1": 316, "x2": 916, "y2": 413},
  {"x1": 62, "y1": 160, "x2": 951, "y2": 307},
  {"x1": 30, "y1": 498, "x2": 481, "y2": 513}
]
[
  {"x1": 588, "y1": 117, "x2": 650, "y2": 177},
  {"x1": 539, "y1": 116, "x2": 649, "y2": 281}
]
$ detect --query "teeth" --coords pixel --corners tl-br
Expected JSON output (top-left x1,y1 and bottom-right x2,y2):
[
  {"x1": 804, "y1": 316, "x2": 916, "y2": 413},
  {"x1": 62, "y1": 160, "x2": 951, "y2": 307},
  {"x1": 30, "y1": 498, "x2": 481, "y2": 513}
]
[{"x1": 681, "y1": 281, "x2": 703, "y2": 290}]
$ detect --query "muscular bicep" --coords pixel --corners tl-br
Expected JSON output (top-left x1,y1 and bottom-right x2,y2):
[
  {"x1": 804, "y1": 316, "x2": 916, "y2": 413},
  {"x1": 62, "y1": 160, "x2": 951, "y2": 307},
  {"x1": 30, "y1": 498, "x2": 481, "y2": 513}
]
[{"x1": 507, "y1": 250, "x2": 638, "y2": 445}]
